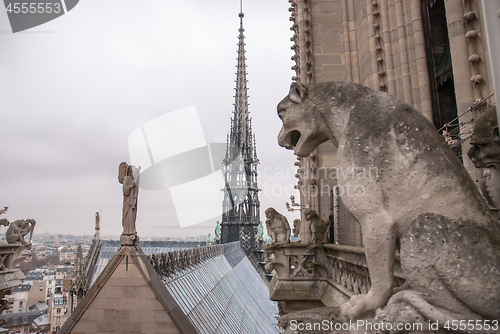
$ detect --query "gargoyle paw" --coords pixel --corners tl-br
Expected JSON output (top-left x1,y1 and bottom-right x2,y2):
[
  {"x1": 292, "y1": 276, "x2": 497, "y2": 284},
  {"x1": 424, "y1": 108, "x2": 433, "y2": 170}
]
[{"x1": 341, "y1": 293, "x2": 381, "y2": 320}]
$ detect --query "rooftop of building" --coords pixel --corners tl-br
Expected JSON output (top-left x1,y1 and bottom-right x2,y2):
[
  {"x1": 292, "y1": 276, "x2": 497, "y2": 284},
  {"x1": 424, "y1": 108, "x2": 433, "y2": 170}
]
[
  {"x1": 73, "y1": 240, "x2": 278, "y2": 334},
  {"x1": 0, "y1": 309, "x2": 46, "y2": 328},
  {"x1": 11, "y1": 283, "x2": 31, "y2": 293}
]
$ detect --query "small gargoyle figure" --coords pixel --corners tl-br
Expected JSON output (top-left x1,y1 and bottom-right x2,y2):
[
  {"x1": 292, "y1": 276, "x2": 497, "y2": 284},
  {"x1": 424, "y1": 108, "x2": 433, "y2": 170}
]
[
  {"x1": 6, "y1": 219, "x2": 36, "y2": 245},
  {"x1": 265, "y1": 208, "x2": 291, "y2": 244},
  {"x1": 304, "y1": 209, "x2": 330, "y2": 244}
]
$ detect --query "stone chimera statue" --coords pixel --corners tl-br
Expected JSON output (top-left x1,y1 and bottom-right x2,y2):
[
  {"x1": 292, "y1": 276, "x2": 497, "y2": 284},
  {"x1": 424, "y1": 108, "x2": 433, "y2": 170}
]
[
  {"x1": 6, "y1": 219, "x2": 35, "y2": 245},
  {"x1": 277, "y1": 81, "x2": 500, "y2": 329},
  {"x1": 304, "y1": 209, "x2": 330, "y2": 244},
  {"x1": 265, "y1": 208, "x2": 291, "y2": 244}
]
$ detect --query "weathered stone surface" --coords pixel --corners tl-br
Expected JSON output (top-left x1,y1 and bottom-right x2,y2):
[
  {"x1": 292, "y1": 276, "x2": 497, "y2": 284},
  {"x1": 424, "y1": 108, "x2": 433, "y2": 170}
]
[
  {"x1": 468, "y1": 107, "x2": 500, "y2": 216},
  {"x1": 277, "y1": 81, "x2": 500, "y2": 331}
]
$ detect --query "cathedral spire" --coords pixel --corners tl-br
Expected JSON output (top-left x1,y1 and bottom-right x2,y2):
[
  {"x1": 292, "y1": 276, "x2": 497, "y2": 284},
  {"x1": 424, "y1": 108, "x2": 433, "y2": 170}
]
[{"x1": 221, "y1": 8, "x2": 260, "y2": 253}]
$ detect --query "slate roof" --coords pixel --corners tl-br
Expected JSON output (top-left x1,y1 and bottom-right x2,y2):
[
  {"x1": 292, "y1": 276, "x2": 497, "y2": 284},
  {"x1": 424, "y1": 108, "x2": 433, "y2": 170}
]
[
  {"x1": 0, "y1": 309, "x2": 45, "y2": 328},
  {"x1": 32, "y1": 313, "x2": 50, "y2": 327},
  {"x1": 11, "y1": 283, "x2": 31, "y2": 292},
  {"x1": 164, "y1": 245, "x2": 278, "y2": 334},
  {"x1": 87, "y1": 241, "x2": 278, "y2": 333}
]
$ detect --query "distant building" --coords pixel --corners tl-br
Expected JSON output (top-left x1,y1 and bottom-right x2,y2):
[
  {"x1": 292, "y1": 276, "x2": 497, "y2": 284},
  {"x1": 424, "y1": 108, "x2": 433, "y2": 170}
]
[
  {"x1": 5, "y1": 283, "x2": 31, "y2": 314},
  {"x1": 24, "y1": 269, "x2": 43, "y2": 281},
  {"x1": 32, "y1": 313, "x2": 50, "y2": 332},
  {"x1": 26, "y1": 281, "x2": 46, "y2": 309},
  {"x1": 0, "y1": 309, "x2": 46, "y2": 334},
  {"x1": 59, "y1": 250, "x2": 75, "y2": 264},
  {"x1": 49, "y1": 293, "x2": 69, "y2": 333}
]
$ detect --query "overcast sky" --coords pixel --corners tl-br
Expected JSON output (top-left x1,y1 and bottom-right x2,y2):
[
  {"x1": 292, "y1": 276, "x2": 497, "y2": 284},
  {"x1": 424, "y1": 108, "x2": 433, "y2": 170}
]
[{"x1": 0, "y1": 0, "x2": 301, "y2": 239}]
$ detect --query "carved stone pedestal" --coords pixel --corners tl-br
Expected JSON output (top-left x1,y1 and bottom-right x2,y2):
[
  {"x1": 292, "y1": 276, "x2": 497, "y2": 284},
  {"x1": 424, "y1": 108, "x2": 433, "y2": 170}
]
[
  {"x1": 266, "y1": 243, "x2": 329, "y2": 313},
  {"x1": 120, "y1": 234, "x2": 139, "y2": 246},
  {"x1": 0, "y1": 244, "x2": 29, "y2": 317}
]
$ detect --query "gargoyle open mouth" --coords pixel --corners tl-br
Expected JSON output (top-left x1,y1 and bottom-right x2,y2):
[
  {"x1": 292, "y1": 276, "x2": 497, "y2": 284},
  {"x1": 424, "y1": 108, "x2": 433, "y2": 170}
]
[{"x1": 289, "y1": 130, "x2": 301, "y2": 148}]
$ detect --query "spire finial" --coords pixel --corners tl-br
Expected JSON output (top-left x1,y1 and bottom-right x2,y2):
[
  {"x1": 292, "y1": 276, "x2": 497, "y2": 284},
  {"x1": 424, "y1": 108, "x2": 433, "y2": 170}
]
[{"x1": 239, "y1": 0, "x2": 244, "y2": 17}]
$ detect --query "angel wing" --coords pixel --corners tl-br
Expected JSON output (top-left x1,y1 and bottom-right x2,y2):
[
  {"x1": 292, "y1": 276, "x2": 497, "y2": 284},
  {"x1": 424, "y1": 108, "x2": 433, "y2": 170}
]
[{"x1": 118, "y1": 162, "x2": 128, "y2": 184}]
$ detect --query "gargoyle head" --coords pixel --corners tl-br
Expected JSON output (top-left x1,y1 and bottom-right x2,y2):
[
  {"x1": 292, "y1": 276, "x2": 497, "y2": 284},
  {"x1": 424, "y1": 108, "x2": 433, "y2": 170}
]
[
  {"x1": 468, "y1": 107, "x2": 500, "y2": 168},
  {"x1": 277, "y1": 82, "x2": 330, "y2": 157}
]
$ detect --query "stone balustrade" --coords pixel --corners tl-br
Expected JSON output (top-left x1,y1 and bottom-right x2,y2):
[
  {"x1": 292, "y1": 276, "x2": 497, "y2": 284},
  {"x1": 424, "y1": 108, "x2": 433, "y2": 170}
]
[
  {"x1": 324, "y1": 244, "x2": 405, "y2": 299},
  {"x1": 266, "y1": 242, "x2": 405, "y2": 311}
]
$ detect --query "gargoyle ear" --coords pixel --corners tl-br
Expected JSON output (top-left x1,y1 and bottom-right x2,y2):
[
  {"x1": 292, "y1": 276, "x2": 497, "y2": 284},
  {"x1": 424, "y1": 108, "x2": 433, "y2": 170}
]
[{"x1": 289, "y1": 82, "x2": 305, "y2": 103}]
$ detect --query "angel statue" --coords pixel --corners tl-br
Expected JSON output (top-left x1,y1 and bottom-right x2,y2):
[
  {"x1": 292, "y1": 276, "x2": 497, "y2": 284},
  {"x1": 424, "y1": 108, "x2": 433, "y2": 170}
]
[{"x1": 118, "y1": 162, "x2": 141, "y2": 243}]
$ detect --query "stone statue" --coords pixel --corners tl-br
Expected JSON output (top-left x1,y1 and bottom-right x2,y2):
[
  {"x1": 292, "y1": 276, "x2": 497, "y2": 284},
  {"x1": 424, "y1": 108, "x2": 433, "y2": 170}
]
[
  {"x1": 6, "y1": 219, "x2": 35, "y2": 245},
  {"x1": 214, "y1": 222, "x2": 221, "y2": 243},
  {"x1": 468, "y1": 106, "x2": 500, "y2": 217},
  {"x1": 277, "y1": 81, "x2": 500, "y2": 329},
  {"x1": 206, "y1": 233, "x2": 212, "y2": 246},
  {"x1": 0, "y1": 208, "x2": 9, "y2": 231},
  {"x1": 95, "y1": 212, "x2": 100, "y2": 229},
  {"x1": 118, "y1": 162, "x2": 140, "y2": 245},
  {"x1": 258, "y1": 221, "x2": 264, "y2": 241},
  {"x1": 304, "y1": 209, "x2": 330, "y2": 244},
  {"x1": 292, "y1": 219, "x2": 300, "y2": 238},
  {"x1": 265, "y1": 208, "x2": 291, "y2": 244}
]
